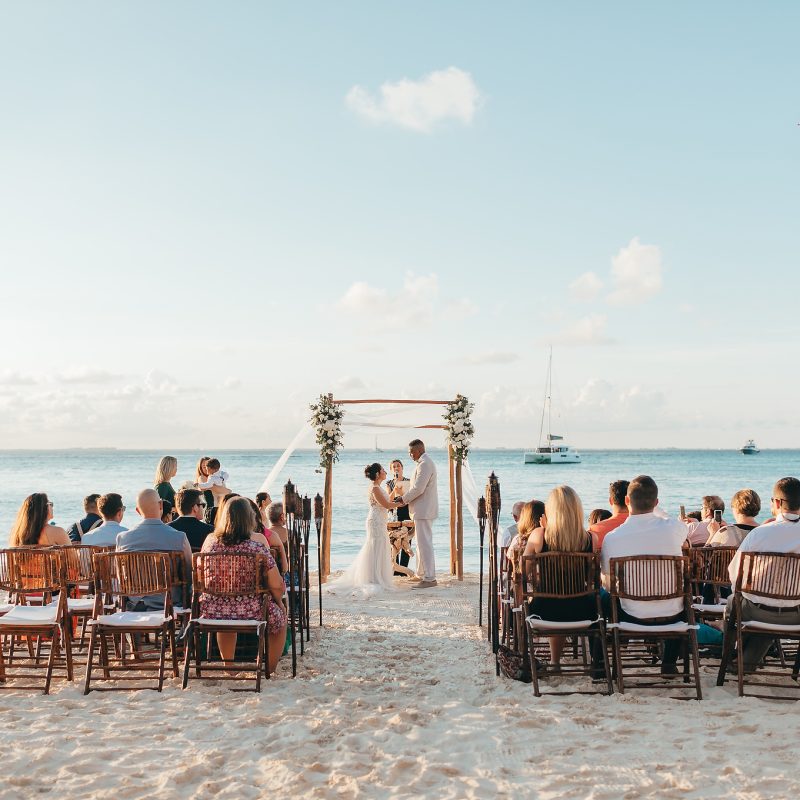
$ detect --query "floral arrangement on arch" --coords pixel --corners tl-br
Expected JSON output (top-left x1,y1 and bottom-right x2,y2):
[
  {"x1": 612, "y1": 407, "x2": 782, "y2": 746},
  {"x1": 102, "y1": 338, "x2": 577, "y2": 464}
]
[
  {"x1": 444, "y1": 394, "x2": 475, "y2": 463},
  {"x1": 309, "y1": 394, "x2": 345, "y2": 469}
]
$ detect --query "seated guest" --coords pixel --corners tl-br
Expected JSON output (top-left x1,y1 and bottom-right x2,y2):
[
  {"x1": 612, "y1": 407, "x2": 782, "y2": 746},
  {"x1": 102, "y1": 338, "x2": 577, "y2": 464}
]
[
  {"x1": 589, "y1": 508, "x2": 612, "y2": 525},
  {"x1": 502, "y1": 502, "x2": 525, "y2": 549},
  {"x1": 589, "y1": 480, "x2": 630, "y2": 551},
  {"x1": 154, "y1": 456, "x2": 178, "y2": 506},
  {"x1": 83, "y1": 493, "x2": 128, "y2": 546},
  {"x1": 160, "y1": 499, "x2": 176, "y2": 524},
  {"x1": 686, "y1": 510, "x2": 702, "y2": 522},
  {"x1": 206, "y1": 490, "x2": 239, "y2": 528},
  {"x1": 707, "y1": 489, "x2": 760, "y2": 547},
  {"x1": 522, "y1": 486, "x2": 594, "y2": 667},
  {"x1": 726, "y1": 477, "x2": 800, "y2": 672},
  {"x1": 10, "y1": 493, "x2": 71, "y2": 546},
  {"x1": 116, "y1": 489, "x2": 192, "y2": 611},
  {"x1": 600, "y1": 475, "x2": 689, "y2": 675},
  {"x1": 170, "y1": 488, "x2": 213, "y2": 552},
  {"x1": 66, "y1": 494, "x2": 102, "y2": 543},
  {"x1": 266, "y1": 502, "x2": 290, "y2": 555},
  {"x1": 247, "y1": 498, "x2": 288, "y2": 574},
  {"x1": 685, "y1": 495, "x2": 725, "y2": 546},
  {"x1": 255, "y1": 492, "x2": 272, "y2": 527},
  {"x1": 200, "y1": 497, "x2": 287, "y2": 673},
  {"x1": 507, "y1": 500, "x2": 545, "y2": 564}
]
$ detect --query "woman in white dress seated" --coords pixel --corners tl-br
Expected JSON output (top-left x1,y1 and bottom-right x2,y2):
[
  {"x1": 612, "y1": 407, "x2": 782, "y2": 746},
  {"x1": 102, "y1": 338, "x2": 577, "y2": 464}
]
[{"x1": 328, "y1": 463, "x2": 396, "y2": 596}]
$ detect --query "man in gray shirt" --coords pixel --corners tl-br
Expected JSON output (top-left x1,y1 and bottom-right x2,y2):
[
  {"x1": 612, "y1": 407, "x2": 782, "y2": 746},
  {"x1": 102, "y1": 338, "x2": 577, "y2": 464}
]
[{"x1": 116, "y1": 488, "x2": 192, "y2": 610}]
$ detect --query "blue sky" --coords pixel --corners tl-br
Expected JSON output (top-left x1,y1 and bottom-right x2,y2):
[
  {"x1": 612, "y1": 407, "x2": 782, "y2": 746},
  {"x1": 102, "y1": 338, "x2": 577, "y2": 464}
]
[{"x1": 0, "y1": 2, "x2": 798, "y2": 448}]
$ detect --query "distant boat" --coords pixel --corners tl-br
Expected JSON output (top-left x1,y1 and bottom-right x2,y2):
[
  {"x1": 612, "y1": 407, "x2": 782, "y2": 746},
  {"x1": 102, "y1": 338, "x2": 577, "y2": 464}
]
[
  {"x1": 524, "y1": 348, "x2": 581, "y2": 464},
  {"x1": 374, "y1": 435, "x2": 383, "y2": 453},
  {"x1": 740, "y1": 439, "x2": 760, "y2": 455}
]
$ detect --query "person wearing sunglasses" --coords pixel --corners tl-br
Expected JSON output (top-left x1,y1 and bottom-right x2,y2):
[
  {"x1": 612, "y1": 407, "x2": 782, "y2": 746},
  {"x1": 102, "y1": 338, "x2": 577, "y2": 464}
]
[{"x1": 170, "y1": 488, "x2": 213, "y2": 552}]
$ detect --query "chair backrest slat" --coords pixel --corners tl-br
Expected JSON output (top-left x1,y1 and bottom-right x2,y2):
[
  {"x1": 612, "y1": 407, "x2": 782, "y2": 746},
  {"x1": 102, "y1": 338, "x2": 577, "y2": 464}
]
[
  {"x1": 520, "y1": 551, "x2": 599, "y2": 600},
  {"x1": 610, "y1": 555, "x2": 686, "y2": 602},
  {"x1": 193, "y1": 552, "x2": 269, "y2": 598},
  {"x1": 736, "y1": 551, "x2": 800, "y2": 602}
]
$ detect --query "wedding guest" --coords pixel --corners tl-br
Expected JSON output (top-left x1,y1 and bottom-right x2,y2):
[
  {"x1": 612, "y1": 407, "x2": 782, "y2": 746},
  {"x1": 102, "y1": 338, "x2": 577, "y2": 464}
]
[
  {"x1": 522, "y1": 487, "x2": 594, "y2": 666},
  {"x1": 207, "y1": 491, "x2": 239, "y2": 528},
  {"x1": 160, "y1": 499, "x2": 176, "y2": 524},
  {"x1": 154, "y1": 456, "x2": 178, "y2": 506},
  {"x1": 725, "y1": 477, "x2": 800, "y2": 672},
  {"x1": 266, "y1": 502, "x2": 289, "y2": 554},
  {"x1": 507, "y1": 500, "x2": 545, "y2": 562},
  {"x1": 82, "y1": 493, "x2": 127, "y2": 547},
  {"x1": 247, "y1": 498, "x2": 288, "y2": 574},
  {"x1": 600, "y1": 475, "x2": 689, "y2": 676},
  {"x1": 66, "y1": 494, "x2": 102, "y2": 543},
  {"x1": 686, "y1": 510, "x2": 702, "y2": 522},
  {"x1": 9, "y1": 493, "x2": 71, "y2": 547},
  {"x1": 685, "y1": 495, "x2": 725, "y2": 546},
  {"x1": 199, "y1": 497, "x2": 287, "y2": 673},
  {"x1": 589, "y1": 480, "x2": 630, "y2": 551},
  {"x1": 502, "y1": 502, "x2": 525, "y2": 548},
  {"x1": 197, "y1": 458, "x2": 230, "y2": 505},
  {"x1": 707, "y1": 489, "x2": 761, "y2": 547},
  {"x1": 588, "y1": 509, "x2": 612, "y2": 526},
  {"x1": 116, "y1": 489, "x2": 192, "y2": 611},
  {"x1": 255, "y1": 492, "x2": 272, "y2": 526},
  {"x1": 195, "y1": 457, "x2": 214, "y2": 514},
  {"x1": 170, "y1": 488, "x2": 213, "y2": 551}
]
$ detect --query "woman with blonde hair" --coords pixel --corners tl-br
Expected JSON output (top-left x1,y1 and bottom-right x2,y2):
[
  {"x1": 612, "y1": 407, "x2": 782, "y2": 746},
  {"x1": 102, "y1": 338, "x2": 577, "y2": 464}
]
[
  {"x1": 9, "y1": 493, "x2": 70, "y2": 547},
  {"x1": 199, "y1": 497, "x2": 287, "y2": 673},
  {"x1": 522, "y1": 485, "x2": 594, "y2": 667},
  {"x1": 154, "y1": 456, "x2": 178, "y2": 506}
]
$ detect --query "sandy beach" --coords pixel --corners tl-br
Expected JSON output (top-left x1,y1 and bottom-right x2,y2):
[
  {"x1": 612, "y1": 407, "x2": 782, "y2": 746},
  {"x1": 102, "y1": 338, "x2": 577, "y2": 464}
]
[{"x1": 0, "y1": 573, "x2": 797, "y2": 799}]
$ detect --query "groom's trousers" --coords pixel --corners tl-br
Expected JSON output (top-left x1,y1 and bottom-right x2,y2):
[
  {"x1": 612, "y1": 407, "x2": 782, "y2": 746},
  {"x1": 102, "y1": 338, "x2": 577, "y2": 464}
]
[{"x1": 414, "y1": 518, "x2": 436, "y2": 581}]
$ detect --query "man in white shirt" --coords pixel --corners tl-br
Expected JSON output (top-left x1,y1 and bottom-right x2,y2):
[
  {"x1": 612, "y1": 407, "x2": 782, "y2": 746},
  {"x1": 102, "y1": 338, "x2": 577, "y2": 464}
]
[
  {"x1": 600, "y1": 475, "x2": 689, "y2": 674},
  {"x1": 82, "y1": 493, "x2": 128, "y2": 547},
  {"x1": 726, "y1": 477, "x2": 800, "y2": 671},
  {"x1": 501, "y1": 502, "x2": 524, "y2": 549}
]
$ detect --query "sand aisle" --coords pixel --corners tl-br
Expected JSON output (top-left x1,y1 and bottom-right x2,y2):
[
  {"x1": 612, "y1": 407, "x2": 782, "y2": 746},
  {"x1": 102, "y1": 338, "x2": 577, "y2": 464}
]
[{"x1": 1, "y1": 573, "x2": 799, "y2": 799}]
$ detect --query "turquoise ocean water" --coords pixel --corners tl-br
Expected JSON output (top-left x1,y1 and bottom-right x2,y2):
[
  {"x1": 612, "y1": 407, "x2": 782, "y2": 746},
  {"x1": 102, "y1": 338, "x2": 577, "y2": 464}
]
[{"x1": 2, "y1": 449, "x2": 799, "y2": 571}]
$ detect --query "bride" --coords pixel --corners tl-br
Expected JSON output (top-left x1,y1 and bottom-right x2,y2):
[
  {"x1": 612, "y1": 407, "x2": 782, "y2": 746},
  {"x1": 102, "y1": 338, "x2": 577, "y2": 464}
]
[{"x1": 327, "y1": 463, "x2": 396, "y2": 595}]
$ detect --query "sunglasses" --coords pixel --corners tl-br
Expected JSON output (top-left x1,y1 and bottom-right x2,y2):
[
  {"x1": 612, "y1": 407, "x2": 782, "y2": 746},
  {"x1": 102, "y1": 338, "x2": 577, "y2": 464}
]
[{"x1": 196, "y1": 502, "x2": 207, "y2": 508}]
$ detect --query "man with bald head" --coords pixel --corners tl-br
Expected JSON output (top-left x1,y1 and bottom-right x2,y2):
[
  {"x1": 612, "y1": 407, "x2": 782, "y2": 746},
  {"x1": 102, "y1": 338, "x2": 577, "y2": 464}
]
[
  {"x1": 116, "y1": 488, "x2": 193, "y2": 610},
  {"x1": 502, "y1": 502, "x2": 525, "y2": 548}
]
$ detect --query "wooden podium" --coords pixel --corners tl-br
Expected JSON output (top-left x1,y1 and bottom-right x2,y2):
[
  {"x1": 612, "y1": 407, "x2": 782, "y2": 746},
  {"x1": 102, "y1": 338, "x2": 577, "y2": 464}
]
[{"x1": 387, "y1": 521, "x2": 416, "y2": 578}]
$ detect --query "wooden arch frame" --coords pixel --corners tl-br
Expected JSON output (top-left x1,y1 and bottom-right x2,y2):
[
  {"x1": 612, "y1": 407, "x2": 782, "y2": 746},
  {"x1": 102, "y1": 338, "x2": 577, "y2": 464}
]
[{"x1": 320, "y1": 396, "x2": 466, "y2": 582}]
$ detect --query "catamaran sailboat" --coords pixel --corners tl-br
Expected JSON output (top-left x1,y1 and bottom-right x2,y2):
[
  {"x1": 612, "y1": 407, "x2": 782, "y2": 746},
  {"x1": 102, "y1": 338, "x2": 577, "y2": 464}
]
[{"x1": 524, "y1": 349, "x2": 581, "y2": 464}]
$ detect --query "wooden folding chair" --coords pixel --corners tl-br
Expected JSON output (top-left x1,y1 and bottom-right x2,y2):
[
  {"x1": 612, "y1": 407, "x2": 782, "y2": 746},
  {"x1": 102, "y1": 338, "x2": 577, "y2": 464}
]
[
  {"x1": 608, "y1": 555, "x2": 702, "y2": 700},
  {"x1": 83, "y1": 551, "x2": 178, "y2": 693},
  {"x1": 690, "y1": 546, "x2": 737, "y2": 627},
  {"x1": 0, "y1": 548, "x2": 73, "y2": 693},
  {"x1": 182, "y1": 552, "x2": 272, "y2": 692},
  {"x1": 521, "y1": 552, "x2": 612, "y2": 696},
  {"x1": 716, "y1": 551, "x2": 800, "y2": 700}
]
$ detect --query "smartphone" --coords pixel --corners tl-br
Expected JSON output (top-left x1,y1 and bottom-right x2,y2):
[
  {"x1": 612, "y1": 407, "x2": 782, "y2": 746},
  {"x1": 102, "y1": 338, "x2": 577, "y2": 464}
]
[
  {"x1": 679, "y1": 505, "x2": 686, "y2": 519},
  {"x1": 713, "y1": 509, "x2": 722, "y2": 523}
]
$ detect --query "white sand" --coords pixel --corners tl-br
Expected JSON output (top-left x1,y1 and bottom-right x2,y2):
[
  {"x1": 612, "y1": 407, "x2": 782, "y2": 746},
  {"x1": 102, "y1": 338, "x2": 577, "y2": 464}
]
[{"x1": 1, "y1": 573, "x2": 799, "y2": 799}]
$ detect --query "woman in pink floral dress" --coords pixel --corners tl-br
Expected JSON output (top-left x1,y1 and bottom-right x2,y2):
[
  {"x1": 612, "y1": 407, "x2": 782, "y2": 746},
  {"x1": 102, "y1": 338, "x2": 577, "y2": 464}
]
[{"x1": 200, "y1": 497, "x2": 287, "y2": 673}]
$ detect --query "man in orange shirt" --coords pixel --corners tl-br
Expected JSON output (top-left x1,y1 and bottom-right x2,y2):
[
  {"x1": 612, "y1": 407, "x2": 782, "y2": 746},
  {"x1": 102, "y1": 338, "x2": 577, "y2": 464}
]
[{"x1": 589, "y1": 479, "x2": 629, "y2": 551}]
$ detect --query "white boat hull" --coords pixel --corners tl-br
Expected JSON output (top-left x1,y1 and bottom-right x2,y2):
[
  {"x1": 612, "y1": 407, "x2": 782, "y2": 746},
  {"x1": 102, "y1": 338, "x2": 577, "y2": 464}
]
[
  {"x1": 524, "y1": 451, "x2": 581, "y2": 464},
  {"x1": 741, "y1": 447, "x2": 760, "y2": 455}
]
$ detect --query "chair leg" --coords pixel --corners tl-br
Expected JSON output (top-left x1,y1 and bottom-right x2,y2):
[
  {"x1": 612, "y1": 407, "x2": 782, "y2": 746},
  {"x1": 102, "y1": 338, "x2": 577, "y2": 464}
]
[
  {"x1": 255, "y1": 626, "x2": 265, "y2": 692},
  {"x1": 527, "y1": 625, "x2": 541, "y2": 697},
  {"x1": 792, "y1": 641, "x2": 800, "y2": 681},
  {"x1": 157, "y1": 629, "x2": 167, "y2": 692},
  {"x1": 99, "y1": 631, "x2": 112, "y2": 680},
  {"x1": 736, "y1": 622, "x2": 746, "y2": 697},
  {"x1": 182, "y1": 624, "x2": 193, "y2": 689},
  {"x1": 717, "y1": 623, "x2": 736, "y2": 686},
  {"x1": 194, "y1": 627, "x2": 203, "y2": 678},
  {"x1": 689, "y1": 631, "x2": 703, "y2": 701},
  {"x1": 597, "y1": 625, "x2": 613, "y2": 696},
  {"x1": 169, "y1": 623, "x2": 178, "y2": 678},
  {"x1": 0, "y1": 636, "x2": 6, "y2": 683},
  {"x1": 83, "y1": 624, "x2": 99, "y2": 694},
  {"x1": 63, "y1": 620, "x2": 74, "y2": 682},
  {"x1": 613, "y1": 629, "x2": 625, "y2": 694},
  {"x1": 264, "y1": 626, "x2": 271, "y2": 681},
  {"x1": 43, "y1": 626, "x2": 58, "y2": 695}
]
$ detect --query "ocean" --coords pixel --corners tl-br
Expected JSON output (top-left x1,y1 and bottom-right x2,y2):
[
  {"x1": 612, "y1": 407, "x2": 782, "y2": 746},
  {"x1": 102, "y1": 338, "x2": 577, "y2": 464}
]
[{"x1": 3, "y1": 448, "x2": 799, "y2": 571}]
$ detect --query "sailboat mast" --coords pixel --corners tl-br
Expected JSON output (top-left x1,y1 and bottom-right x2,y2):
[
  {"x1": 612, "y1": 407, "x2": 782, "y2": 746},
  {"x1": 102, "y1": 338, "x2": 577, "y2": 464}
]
[{"x1": 547, "y1": 348, "x2": 552, "y2": 442}]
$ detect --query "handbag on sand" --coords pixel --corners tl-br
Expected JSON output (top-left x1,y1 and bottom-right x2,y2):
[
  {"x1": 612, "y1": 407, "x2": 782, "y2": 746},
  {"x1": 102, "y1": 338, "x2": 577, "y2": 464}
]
[{"x1": 497, "y1": 644, "x2": 532, "y2": 683}]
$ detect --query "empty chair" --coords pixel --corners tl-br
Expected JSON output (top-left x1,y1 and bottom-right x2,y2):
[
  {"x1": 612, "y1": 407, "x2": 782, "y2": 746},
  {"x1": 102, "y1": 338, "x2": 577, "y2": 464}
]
[{"x1": 83, "y1": 551, "x2": 178, "y2": 693}]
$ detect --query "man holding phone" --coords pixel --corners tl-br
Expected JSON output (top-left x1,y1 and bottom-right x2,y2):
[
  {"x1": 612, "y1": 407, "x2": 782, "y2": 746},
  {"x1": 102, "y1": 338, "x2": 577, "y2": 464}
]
[{"x1": 684, "y1": 495, "x2": 726, "y2": 546}]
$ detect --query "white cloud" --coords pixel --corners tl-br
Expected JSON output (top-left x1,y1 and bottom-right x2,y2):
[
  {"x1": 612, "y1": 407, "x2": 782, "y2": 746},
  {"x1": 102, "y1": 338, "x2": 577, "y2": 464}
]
[
  {"x1": 0, "y1": 370, "x2": 40, "y2": 386},
  {"x1": 345, "y1": 67, "x2": 482, "y2": 133},
  {"x1": 544, "y1": 314, "x2": 615, "y2": 346},
  {"x1": 335, "y1": 376, "x2": 366, "y2": 391},
  {"x1": 337, "y1": 271, "x2": 475, "y2": 327},
  {"x1": 464, "y1": 351, "x2": 520, "y2": 366},
  {"x1": 607, "y1": 237, "x2": 663, "y2": 306},
  {"x1": 58, "y1": 367, "x2": 122, "y2": 384},
  {"x1": 569, "y1": 271, "x2": 604, "y2": 301}
]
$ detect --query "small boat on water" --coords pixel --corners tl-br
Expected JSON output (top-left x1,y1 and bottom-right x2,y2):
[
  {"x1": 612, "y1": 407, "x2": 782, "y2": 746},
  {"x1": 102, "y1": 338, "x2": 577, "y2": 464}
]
[
  {"x1": 524, "y1": 348, "x2": 581, "y2": 465},
  {"x1": 740, "y1": 439, "x2": 760, "y2": 455}
]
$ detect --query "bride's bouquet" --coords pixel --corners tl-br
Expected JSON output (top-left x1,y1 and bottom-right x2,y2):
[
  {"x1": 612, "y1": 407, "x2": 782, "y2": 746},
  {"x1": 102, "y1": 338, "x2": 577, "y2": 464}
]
[
  {"x1": 310, "y1": 394, "x2": 345, "y2": 469},
  {"x1": 444, "y1": 394, "x2": 475, "y2": 463}
]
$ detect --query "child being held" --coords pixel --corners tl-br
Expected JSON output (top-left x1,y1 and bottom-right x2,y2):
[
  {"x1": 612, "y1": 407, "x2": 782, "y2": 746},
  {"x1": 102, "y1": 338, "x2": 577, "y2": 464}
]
[{"x1": 196, "y1": 458, "x2": 229, "y2": 492}]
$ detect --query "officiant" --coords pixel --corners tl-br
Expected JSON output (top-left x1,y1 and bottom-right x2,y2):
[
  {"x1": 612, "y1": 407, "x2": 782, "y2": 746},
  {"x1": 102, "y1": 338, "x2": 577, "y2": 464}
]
[{"x1": 387, "y1": 459, "x2": 412, "y2": 572}]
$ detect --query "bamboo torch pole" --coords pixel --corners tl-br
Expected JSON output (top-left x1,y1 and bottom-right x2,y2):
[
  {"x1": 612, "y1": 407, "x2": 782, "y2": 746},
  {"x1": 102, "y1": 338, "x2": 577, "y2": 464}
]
[
  {"x1": 455, "y1": 458, "x2": 464, "y2": 580},
  {"x1": 449, "y1": 446, "x2": 456, "y2": 576},
  {"x1": 321, "y1": 463, "x2": 333, "y2": 582}
]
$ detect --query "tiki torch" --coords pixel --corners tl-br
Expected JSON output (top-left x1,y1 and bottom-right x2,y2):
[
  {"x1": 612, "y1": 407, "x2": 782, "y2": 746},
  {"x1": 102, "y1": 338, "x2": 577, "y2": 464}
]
[
  {"x1": 486, "y1": 472, "x2": 502, "y2": 660},
  {"x1": 302, "y1": 495, "x2": 312, "y2": 642},
  {"x1": 478, "y1": 495, "x2": 487, "y2": 627},
  {"x1": 314, "y1": 493, "x2": 323, "y2": 626}
]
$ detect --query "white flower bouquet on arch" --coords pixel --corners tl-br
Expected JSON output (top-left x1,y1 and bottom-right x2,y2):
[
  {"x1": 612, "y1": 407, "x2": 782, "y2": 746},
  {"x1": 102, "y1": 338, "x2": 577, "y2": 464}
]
[
  {"x1": 444, "y1": 394, "x2": 475, "y2": 463},
  {"x1": 309, "y1": 394, "x2": 345, "y2": 469}
]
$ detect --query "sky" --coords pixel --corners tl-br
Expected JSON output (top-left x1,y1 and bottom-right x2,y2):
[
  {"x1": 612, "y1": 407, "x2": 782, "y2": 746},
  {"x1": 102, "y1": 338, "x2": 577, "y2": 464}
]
[{"x1": 0, "y1": 1, "x2": 798, "y2": 450}]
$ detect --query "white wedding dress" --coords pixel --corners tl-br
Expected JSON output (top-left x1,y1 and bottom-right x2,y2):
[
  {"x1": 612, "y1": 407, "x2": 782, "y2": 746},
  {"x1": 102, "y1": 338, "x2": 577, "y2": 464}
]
[{"x1": 327, "y1": 485, "x2": 394, "y2": 596}]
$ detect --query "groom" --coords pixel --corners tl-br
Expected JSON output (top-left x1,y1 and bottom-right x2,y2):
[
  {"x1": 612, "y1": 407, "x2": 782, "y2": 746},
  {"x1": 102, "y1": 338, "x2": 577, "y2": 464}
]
[{"x1": 394, "y1": 438, "x2": 438, "y2": 589}]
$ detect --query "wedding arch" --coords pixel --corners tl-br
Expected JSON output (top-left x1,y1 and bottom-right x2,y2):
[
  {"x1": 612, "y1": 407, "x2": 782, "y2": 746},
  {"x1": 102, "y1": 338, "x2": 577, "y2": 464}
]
[{"x1": 310, "y1": 393, "x2": 475, "y2": 582}]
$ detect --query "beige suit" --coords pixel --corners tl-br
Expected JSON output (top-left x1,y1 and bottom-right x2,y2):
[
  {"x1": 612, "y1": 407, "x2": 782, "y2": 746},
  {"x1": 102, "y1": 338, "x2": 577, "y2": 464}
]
[{"x1": 402, "y1": 452, "x2": 438, "y2": 580}]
